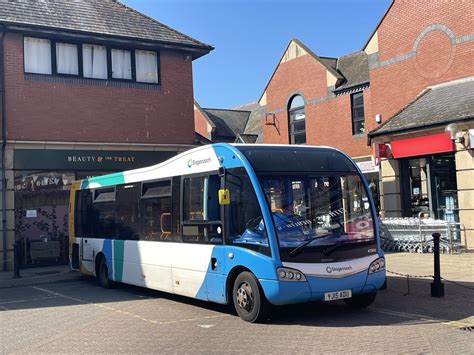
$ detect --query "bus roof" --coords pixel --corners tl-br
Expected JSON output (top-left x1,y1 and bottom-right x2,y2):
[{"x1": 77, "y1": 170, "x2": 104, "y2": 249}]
[{"x1": 79, "y1": 144, "x2": 357, "y2": 189}]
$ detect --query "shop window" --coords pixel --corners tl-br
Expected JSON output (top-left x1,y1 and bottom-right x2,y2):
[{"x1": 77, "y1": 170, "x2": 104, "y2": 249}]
[
  {"x1": 56, "y1": 43, "x2": 79, "y2": 75},
  {"x1": 24, "y1": 37, "x2": 52, "y2": 74},
  {"x1": 14, "y1": 171, "x2": 74, "y2": 266},
  {"x1": 288, "y1": 95, "x2": 306, "y2": 145},
  {"x1": 111, "y1": 49, "x2": 132, "y2": 80},
  {"x1": 136, "y1": 49, "x2": 158, "y2": 83},
  {"x1": 351, "y1": 92, "x2": 365, "y2": 135},
  {"x1": 82, "y1": 44, "x2": 108, "y2": 79}
]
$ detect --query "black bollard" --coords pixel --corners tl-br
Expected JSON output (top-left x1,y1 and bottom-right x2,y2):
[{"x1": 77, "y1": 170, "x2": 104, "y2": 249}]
[
  {"x1": 13, "y1": 241, "x2": 21, "y2": 279},
  {"x1": 430, "y1": 233, "x2": 444, "y2": 297}
]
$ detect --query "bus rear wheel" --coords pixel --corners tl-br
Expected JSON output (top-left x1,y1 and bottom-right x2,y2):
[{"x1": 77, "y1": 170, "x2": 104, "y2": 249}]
[
  {"x1": 97, "y1": 257, "x2": 113, "y2": 289},
  {"x1": 233, "y1": 271, "x2": 269, "y2": 323},
  {"x1": 344, "y1": 292, "x2": 377, "y2": 308}
]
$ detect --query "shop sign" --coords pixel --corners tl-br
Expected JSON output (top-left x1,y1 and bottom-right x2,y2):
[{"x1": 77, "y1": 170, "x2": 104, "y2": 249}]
[
  {"x1": 26, "y1": 210, "x2": 37, "y2": 218},
  {"x1": 390, "y1": 133, "x2": 453, "y2": 159},
  {"x1": 356, "y1": 158, "x2": 379, "y2": 174},
  {"x1": 14, "y1": 149, "x2": 177, "y2": 171}
]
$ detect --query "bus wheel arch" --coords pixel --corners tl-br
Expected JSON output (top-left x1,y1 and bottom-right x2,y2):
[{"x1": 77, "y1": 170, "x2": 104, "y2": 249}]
[
  {"x1": 95, "y1": 253, "x2": 113, "y2": 289},
  {"x1": 230, "y1": 269, "x2": 270, "y2": 323},
  {"x1": 226, "y1": 266, "x2": 251, "y2": 306}
]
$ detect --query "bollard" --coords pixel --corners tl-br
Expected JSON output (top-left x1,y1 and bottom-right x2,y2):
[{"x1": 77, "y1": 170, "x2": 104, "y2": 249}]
[
  {"x1": 430, "y1": 233, "x2": 444, "y2": 297},
  {"x1": 13, "y1": 241, "x2": 21, "y2": 279}
]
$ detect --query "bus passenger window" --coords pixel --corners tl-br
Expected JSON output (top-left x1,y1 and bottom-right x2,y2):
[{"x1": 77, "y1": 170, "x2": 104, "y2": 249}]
[
  {"x1": 140, "y1": 180, "x2": 174, "y2": 241},
  {"x1": 92, "y1": 187, "x2": 116, "y2": 239},
  {"x1": 115, "y1": 184, "x2": 140, "y2": 240},
  {"x1": 75, "y1": 189, "x2": 92, "y2": 238},
  {"x1": 226, "y1": 168, "x2": 270, "y2": 256},
  {"x1": 182, "y1": 175, "x2": 222, "y2": 244}
]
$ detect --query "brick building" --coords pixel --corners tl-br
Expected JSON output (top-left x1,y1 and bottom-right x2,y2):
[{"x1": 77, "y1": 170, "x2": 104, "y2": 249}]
[
  {"x1": 0, "y1": 0, "x2": 212, "y2": 270},
  {"x1": 205, "y1": 0, "x2": 473, "y2": 248}
]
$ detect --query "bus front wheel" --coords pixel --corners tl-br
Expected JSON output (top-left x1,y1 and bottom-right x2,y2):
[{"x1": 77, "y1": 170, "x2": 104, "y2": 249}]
[
  {"x1": 344, "y1": 292, "x2": 377, "y2": 308},
  {"x1": 233, "y1": 271, "x2": 269, "y2": 323},
  {"x1": 97, "y1": 256, "x2": 113, "y2": 289}
]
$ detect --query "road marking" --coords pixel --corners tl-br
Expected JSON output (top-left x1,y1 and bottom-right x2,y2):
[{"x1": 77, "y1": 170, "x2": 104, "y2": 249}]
[
  {"x1": 30, "y1": 286, "x2": 230, "y2": 326},
  {"x1": 369, "y1": 307, "x2": 474, "y2": 328},
  {"x1": 0, "y1": 295, "x2": 60, "y2": 305},
  {"x1": 198, "y1": 324, "x2": 215, "y2": 329}
]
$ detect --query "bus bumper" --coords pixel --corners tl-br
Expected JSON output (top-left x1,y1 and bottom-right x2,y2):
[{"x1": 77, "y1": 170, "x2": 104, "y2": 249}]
[
  {"x1": 305, "y1": 270, "x2": 385, "y2": 301},
  {"x1": 259, "y1": 270, "x2": 385, "y2": 305}
]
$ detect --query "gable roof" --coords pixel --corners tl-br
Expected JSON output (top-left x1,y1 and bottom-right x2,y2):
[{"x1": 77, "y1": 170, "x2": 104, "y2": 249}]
[
  {"x1": 202, "y1": 108, "x2": 251, "y2": 139},
  {"x1": 334, "y1": 51, "x2": 369, "y2": 93},
  {"x1": 369, "y1": 77, "x2": 474, "y2": 138},
  {"x1": 0, "y1": 0, "x2": 212, "y2": 57},
  {"x1": 234, "y1": 101, "x2": 265, "y2": 143}
]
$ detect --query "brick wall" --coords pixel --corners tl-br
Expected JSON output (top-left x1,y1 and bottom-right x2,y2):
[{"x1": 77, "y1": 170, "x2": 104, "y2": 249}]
[
  {"x1": 194, "y1": 107, "x2": 211, "y2": 139},
  {"x1": 261, "y1": 0, "x2": 473, "y2": 159},
  {"x1": 369, "y1": 0, "x2": 474, "y2": 128},
  {"x1": 3, "y1": 32, "x2": 196, "y2": 145},
  {"x1": 262, "y1": 53, "x2": 372, "y2": 158}
]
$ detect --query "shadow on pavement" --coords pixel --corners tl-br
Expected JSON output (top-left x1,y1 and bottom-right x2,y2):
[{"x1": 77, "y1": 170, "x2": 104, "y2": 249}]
[{"x1": 1, "y1": 275, "x2": 472, "y2": 329}]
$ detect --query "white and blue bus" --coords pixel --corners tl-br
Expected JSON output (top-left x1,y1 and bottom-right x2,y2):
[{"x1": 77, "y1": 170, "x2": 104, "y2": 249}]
[{"x1": 69, "y1": 144, "x2": 385, "y2": 322}]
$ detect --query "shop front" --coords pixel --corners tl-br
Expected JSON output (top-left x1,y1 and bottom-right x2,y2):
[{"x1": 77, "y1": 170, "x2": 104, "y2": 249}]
[{"x1": 13, "y1": 148, "x2": 177, "y2": 267}]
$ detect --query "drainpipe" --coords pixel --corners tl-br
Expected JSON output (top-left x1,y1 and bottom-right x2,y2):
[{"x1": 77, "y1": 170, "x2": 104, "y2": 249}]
[{"x1": 0, "y1": 25, "x2": 7, "y2": 271}]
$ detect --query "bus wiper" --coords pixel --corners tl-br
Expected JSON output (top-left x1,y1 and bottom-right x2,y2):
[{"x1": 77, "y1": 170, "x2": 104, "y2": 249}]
[
  {"x1": 289, "y1": 233, "x2": 332, "y2": 257},
  {"x1": 323, "y1": 239, "x2": 373, "y2": 256}
]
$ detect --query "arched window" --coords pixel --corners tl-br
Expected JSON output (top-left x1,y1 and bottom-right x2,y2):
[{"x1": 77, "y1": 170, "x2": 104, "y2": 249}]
[{"x1": 288, "y1": 95, "x2": 306, "y2": 144}]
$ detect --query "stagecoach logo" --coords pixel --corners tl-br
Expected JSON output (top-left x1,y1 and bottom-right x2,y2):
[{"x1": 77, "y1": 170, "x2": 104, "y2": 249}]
[
  {"x1": 187, "y1": 157, "x2": 212, "y2": 168},
  {"x1": 326, "y1": 265, "x2": 352, "y2": 274}
]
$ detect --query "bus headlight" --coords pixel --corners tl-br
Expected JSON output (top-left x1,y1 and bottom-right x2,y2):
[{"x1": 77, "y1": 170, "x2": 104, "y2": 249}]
[
  {"x1": 369, "y1": 257, "x2": 385, "y2": 274},
  {"x1": 277, "y1": 267, "x2": 306, "y2": 282}
]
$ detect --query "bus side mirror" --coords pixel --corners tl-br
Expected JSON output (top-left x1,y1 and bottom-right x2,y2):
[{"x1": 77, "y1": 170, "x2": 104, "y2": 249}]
[{"x1": 218, "y1": 189, "x2": 230, "y2": 205}]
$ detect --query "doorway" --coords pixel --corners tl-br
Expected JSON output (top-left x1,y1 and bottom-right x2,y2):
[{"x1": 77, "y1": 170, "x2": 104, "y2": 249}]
[{"x1": 400, "y1": 154, "x2": 458, "y2": 222}]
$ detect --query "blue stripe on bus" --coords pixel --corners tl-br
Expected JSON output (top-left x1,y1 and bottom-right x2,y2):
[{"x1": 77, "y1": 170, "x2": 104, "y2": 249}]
[
  {"x1": 213, "y1": 144, "x2": 281, "y2": 263},
  {"x1": 102, "y1": 239, "x2": 114, "y2": 280}
]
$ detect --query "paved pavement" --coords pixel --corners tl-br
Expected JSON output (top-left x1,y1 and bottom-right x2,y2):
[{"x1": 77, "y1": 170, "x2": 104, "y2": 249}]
[
  {"x1": 385, "y1": 252, "x2": 474, "y2": 283},
  {"x1": 0, "y1": 253, "x2": 473, "y2": 354}
]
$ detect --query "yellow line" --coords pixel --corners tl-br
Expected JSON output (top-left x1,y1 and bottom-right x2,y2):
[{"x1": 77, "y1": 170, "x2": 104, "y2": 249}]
[
  {"x1": 30, "y1": 286, "x2": 230, "y2": 326},
  {"x1": 369, "y1": 307, "x2": 474, "y2": 329}
]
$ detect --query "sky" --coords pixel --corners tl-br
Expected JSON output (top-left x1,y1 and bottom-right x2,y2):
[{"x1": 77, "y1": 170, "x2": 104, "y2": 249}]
[{"x1": 121, "y1": 0, "x2": 392, "y2": 109}]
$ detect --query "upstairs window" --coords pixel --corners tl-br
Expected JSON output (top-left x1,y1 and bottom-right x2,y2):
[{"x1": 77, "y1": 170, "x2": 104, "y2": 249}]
[
  {"x1": 288, "y1": 95, "x2": 306, "y2": 145},
  {"x1": 351, "y1": 92, "x2": 365, "y2": 135},
  {"x1": 111, "y1": 49, "x2": 132, "y2": 80},
  {"x1": 56, "y1": 43, "x2": 79, "y2": 75},
  {"x1": 136, "y1": 50, "x2": 158, "y2": 83},
  {"x1": 24, "y1": 37, "x2": 52, "y2": 74},
  {"x1": 83, "y1": 44, "x2": 107, "y2": 79}
]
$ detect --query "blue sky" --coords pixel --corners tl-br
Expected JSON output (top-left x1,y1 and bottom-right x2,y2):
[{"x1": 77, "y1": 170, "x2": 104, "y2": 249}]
[{"x1": 122, "y1": 0, "x2": 392, "y2": 108}]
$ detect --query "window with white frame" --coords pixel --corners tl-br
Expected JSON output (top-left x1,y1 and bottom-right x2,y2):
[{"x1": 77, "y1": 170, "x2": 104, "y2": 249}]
[
  {"x1": 135, "y1": 50, "x2": 158, "y2": 83},
  {"x1": 82, "y1": 44, "x2": 107, "y2": 79},
  {"x1": 111, "y1": 49, "x2": 132, "y2": 80},
  {"x1": 56, "y1": 43, "x2": 79, "y2": 75},
  {"x1": 24, "y1": 37, "x2": 52, "y2": 74}
]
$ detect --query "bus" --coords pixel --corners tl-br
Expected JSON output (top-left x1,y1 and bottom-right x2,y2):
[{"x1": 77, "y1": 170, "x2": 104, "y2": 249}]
[{"x1": 69, "y1": 144, "x2": 385, "y2": 322}]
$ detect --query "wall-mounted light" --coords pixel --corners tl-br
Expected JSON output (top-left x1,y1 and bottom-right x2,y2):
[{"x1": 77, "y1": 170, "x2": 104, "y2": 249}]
[
  {"x1": 375, "y1": 114, "x2": 382, "y2": 124},
  {"x1": 445, "y1": 123, "x2": 465, "y2": 144}
]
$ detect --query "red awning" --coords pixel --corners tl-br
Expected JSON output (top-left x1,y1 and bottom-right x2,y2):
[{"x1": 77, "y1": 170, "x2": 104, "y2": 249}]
[{"x1": 391, "y1": 133, "x2": 454, "y2": 159}]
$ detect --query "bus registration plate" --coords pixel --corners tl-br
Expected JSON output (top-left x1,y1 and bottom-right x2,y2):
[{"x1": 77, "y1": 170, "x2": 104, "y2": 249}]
[{"x1": 324, "y1": 290, "x2": 352, "y2": 301}]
